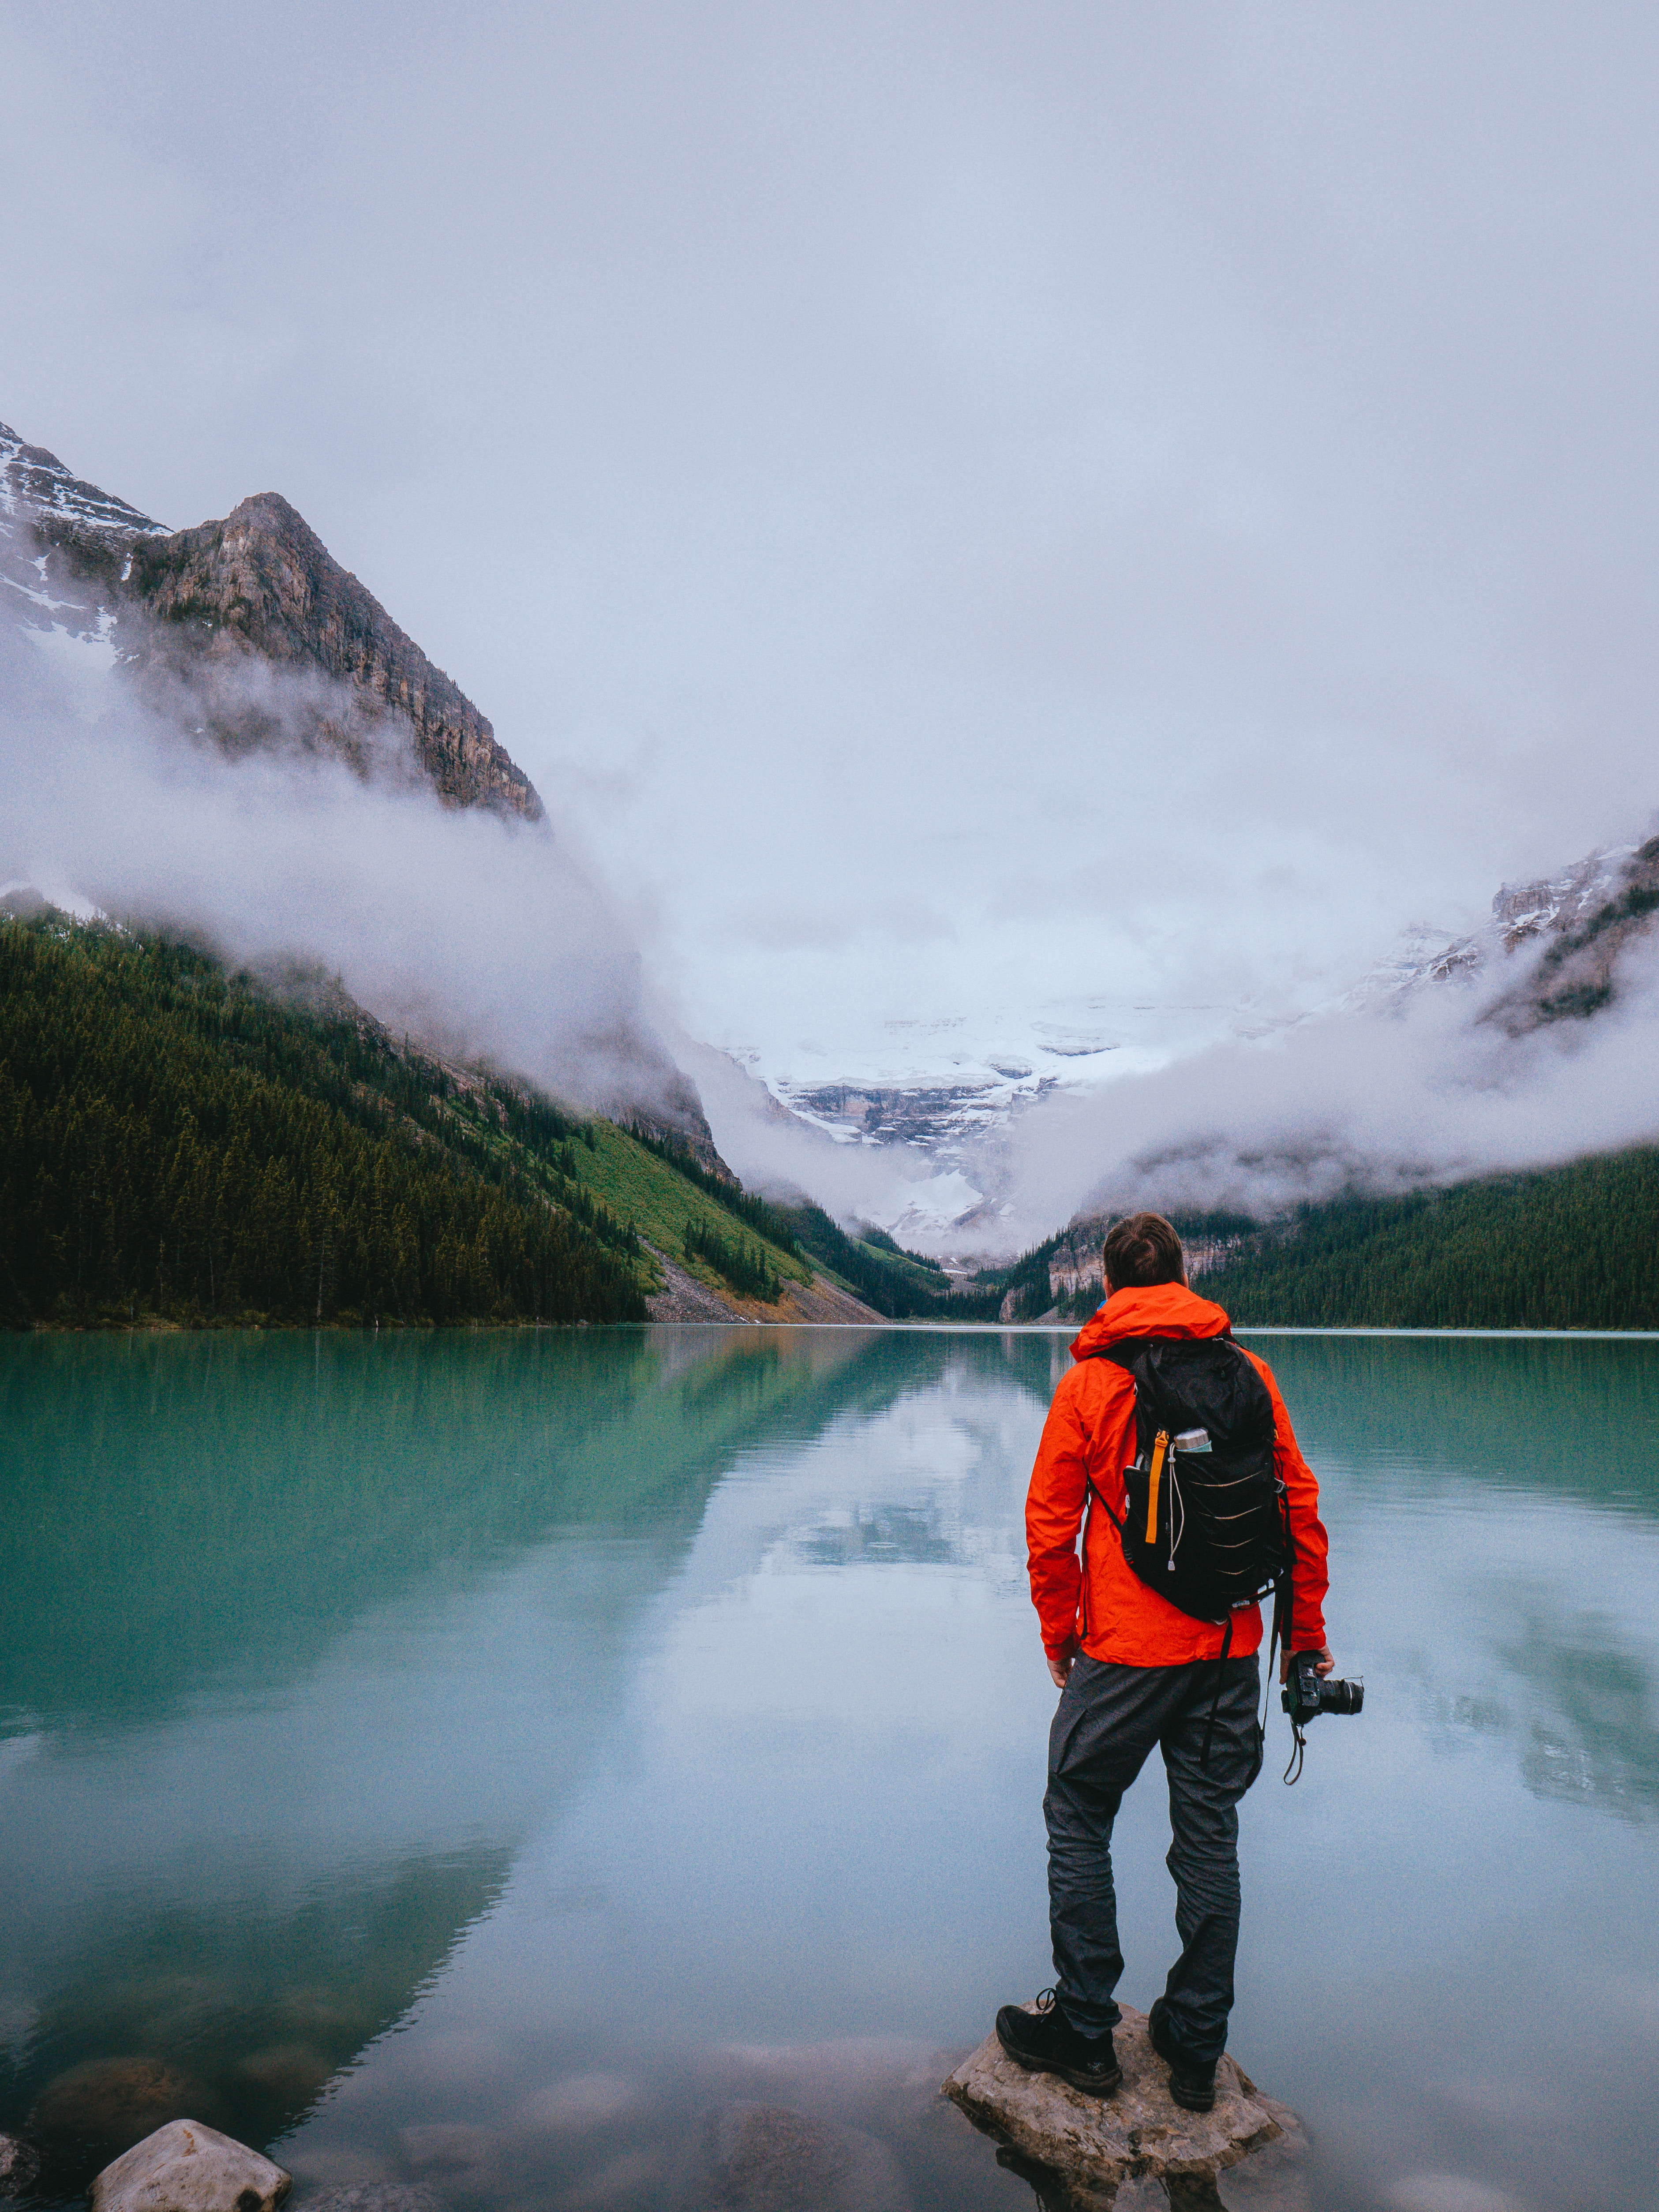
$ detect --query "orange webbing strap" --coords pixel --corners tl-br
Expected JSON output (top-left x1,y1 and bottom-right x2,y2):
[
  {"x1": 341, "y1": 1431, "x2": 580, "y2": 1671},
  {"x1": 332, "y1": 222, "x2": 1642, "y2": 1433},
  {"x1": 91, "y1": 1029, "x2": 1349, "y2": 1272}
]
[{"x1": 1146, "y1": 1430, "x2": 1168, "y2": 1544}]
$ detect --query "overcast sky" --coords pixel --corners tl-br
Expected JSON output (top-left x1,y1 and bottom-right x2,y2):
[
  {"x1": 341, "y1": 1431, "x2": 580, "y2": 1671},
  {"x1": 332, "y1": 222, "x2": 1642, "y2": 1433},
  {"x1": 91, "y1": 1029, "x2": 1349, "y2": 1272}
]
[{"x1": 5, "y1": 0, "x2": 1657, "y2": 1085}]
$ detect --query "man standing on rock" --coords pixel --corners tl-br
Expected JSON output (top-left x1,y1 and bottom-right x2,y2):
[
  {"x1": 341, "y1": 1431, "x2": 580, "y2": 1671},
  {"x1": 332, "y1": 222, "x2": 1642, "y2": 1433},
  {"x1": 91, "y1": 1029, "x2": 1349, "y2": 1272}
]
[{"x1": 996, "y1": 1212, "x2": 1332, "y2": 2111}]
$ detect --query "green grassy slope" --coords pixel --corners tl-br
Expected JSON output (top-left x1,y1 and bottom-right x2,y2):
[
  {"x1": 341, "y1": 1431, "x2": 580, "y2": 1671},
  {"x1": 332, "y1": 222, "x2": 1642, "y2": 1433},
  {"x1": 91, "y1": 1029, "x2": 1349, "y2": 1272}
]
[
  {"x1": 1196, "y1": 1149, "x2": 1659, "y2": 1328},
  {"x1": 563, "y1": 1117, "x2": 812, "y2": 1302}
]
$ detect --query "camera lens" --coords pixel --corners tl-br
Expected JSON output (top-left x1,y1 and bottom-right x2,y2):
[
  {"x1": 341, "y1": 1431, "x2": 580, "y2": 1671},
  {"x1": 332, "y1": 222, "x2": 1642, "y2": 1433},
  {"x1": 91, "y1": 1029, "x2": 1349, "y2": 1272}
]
[{"x1": 1321, "y1": 1677, "x2": 1363, "y2": 1715}]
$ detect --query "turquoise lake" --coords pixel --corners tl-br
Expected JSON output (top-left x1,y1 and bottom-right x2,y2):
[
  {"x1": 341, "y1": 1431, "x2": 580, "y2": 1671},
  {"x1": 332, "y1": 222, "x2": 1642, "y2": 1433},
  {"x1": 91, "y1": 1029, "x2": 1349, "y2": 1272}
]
[{"x1": 2, "y1": 1327, "x2": 1657, "y2": 2212}]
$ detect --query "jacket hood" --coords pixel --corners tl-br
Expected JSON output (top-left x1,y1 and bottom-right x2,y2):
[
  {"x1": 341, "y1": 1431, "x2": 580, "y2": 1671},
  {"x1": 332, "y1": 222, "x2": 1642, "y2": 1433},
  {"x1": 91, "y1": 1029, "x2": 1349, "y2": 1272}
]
[{"x1": 1069, "y1": 1280, "x2": 1232, "y2": 1363}]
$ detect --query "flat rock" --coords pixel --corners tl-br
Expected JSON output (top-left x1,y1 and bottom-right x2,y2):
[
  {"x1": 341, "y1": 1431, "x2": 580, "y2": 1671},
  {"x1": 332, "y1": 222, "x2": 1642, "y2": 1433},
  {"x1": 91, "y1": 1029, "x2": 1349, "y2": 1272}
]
[
  {"x1": 0, "y1": 2134, "x2": 41, "y2": 2198},
  {"x1": 943, "y1": 2004, "x2": 1298, "y2": 2212},
  {"x1": 89, "y1": 2119, "x2": 292, "y2": 2212},
  {"x1": 705, "y1": 2100, "x2": 913, "y2": 2212}
]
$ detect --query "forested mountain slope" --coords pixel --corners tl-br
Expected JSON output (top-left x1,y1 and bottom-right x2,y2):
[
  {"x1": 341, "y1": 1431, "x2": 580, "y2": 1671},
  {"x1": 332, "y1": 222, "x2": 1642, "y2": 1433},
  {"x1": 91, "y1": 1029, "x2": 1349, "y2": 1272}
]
[
  {"x1": 1193, "y1": 1153, "x2": 1659, "y2": 1329},
  {"x1": 0, "y1": 913, "x2": 872, "y2": 1329}
]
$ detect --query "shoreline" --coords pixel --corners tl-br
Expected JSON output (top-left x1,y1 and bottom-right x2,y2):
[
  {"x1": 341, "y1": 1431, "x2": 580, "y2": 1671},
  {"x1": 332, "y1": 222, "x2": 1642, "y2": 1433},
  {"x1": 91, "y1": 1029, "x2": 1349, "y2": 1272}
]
[{"x1": 7, "y1": 1319, "x2": 1659, "y2": 1340}]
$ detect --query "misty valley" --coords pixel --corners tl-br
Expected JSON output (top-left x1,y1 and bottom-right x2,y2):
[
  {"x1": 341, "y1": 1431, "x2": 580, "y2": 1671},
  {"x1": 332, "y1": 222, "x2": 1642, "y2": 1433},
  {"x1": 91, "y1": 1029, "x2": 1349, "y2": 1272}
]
[
  {"x1": 5, "y1": 242, "x2": 1659, "y2": 2212},
  {"x1": 5, "y1": 417, "x2": 1659, "y2": 1336}
]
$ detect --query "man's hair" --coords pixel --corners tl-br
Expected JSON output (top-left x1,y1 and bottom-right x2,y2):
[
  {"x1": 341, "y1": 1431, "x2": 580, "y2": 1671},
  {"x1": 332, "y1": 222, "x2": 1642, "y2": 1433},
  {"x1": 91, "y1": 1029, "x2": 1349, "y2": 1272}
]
[{"x1": 1101, "y1": 1211, "x2": 1186, "y2": 1290}]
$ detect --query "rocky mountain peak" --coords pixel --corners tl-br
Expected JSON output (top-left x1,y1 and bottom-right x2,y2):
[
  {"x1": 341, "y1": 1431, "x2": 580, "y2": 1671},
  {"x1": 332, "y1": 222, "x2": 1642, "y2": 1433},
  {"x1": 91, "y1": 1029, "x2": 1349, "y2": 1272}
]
[
  {"x1": 1490, "y1": 848, "x2": 1628, "y2": 951},
  {"x1": 0, "y1": 421, "x2": 166, "y2": 539},
  {"x1": 2, "y1": 419, "x2": 540, "y2": 820},
  {"x1": 122, "y1": 491, "x2": 542, "y2": 818},
  {"x1": 1347, "y1": 833, "x2": 1659, "y2": 1031}
]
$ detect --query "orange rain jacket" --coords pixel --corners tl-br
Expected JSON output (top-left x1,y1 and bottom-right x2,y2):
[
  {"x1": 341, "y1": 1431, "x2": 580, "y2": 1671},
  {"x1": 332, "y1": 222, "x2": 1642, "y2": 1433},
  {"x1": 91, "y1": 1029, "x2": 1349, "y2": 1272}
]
[{"x1": 1026, "y1": 1282, "x2": 1330, "y2": 1666}]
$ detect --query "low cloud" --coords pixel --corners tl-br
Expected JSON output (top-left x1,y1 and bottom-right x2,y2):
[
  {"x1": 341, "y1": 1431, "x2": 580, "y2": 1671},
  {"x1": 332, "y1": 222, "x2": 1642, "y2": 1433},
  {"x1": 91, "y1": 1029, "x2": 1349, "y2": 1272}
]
[
  {"x1": 722, "y1": 895, "x2": 956, "y2": 954},
  {"x1": 11, "y1": 618, "x2": 1658, "y2": 1257},
  {"x1": 677, "y1": 1036, "x2": 956, "y2": 1231},
  {"x1": 994, "y1": 942, "x2": 1659, "y2": 1239},
  {"x1": 0, "y1": 624, "x2": 685, "y2": 1118}
]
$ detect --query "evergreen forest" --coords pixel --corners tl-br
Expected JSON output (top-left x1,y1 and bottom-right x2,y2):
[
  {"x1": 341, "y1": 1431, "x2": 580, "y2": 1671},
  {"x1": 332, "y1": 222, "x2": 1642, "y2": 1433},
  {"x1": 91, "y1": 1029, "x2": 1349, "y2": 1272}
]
[
  {"x1": 1197, "y1": 1150, "x2": 1659, "y2": 1329},
  {"x1": 13, "y1": 913, "x2": 1652, "y2": 1335},
  {"x1": 0, "y1": 914, "x2": 652, "y2": 1328},
  {"x1": 682, "y1": 1216, "x2": 781, "y2": 1302}
]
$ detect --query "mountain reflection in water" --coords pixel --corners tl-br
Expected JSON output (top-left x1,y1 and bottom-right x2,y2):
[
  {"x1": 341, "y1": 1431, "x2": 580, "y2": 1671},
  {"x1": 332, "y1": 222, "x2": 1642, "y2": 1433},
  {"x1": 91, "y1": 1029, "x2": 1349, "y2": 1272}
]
[
  {"x1": 0, "y1": 1328, "x2": 947, "y2": 2190},
  {"x1": 0, "y1": 1325, "x2": 1655, "y2": 2212}
]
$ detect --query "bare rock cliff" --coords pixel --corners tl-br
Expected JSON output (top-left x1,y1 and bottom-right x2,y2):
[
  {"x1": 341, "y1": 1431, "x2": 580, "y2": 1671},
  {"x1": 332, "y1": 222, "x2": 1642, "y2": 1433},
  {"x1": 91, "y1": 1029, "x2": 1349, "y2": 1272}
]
[
  {"x1": 1482, "y1": 833, "x2": 1659, "y2": 1032},
  {"x1": 3, "y1": 423, "x2": 539, "y2": 820},
  {"x1": 121, "y1": 494, "x2": 542, "y2": 819}
]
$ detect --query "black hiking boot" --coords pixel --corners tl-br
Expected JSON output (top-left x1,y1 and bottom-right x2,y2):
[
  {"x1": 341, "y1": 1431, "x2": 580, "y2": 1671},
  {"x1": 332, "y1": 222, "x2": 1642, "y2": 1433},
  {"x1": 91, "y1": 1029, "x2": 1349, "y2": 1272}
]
[
  {"x1": 995, "y1": 1988, "x2": 1123, "y2": 2095},
  {"x1": 1148, "y1": 1996, "x2": 1218, "y2": 2112}
]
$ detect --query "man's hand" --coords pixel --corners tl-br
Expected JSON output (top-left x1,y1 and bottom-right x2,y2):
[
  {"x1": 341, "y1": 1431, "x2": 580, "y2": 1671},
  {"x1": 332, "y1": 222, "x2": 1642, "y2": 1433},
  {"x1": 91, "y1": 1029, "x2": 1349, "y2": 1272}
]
[
  {"x1": 1048, "y1": 1637, "x2": 1079, "y2": 1689},
  {"x1": 1279, "y1": 1645, "x2": 1335, "y2": 1683}
]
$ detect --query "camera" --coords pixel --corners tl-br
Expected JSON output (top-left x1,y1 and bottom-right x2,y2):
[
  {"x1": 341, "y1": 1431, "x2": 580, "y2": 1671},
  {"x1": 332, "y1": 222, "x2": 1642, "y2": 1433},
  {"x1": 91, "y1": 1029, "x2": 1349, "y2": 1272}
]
[{"x1": 1281, "y1": 1651, "x2": 1364, "y2": 1726}]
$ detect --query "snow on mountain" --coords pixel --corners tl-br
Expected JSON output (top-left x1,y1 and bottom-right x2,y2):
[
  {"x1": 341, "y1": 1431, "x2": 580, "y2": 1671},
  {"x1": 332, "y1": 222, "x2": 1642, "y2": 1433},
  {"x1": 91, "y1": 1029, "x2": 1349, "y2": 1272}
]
[
  {"x1": 1342, "y1": 846, "x2": 1635, "y2": 1007},
  {"x1": 1, "y1": 422, "x2": 167, "y2": 709},
  {"x1": 720, "y1": 1002, "x2": 1238, "y2": 1246},
  {"x1": 0, "y1": 423, "x2": 167, "y2": 541},
  {"x1": 714, "y1": 832, "x2": 1659, "y2": 1250}
]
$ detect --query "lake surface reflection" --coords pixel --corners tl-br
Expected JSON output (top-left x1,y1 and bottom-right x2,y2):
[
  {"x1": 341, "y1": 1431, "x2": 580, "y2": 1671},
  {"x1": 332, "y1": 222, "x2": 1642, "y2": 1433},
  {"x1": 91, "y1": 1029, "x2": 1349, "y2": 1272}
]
[{"x1": 2, "y1": 1327, "x2": 1657, "y2": 2212}]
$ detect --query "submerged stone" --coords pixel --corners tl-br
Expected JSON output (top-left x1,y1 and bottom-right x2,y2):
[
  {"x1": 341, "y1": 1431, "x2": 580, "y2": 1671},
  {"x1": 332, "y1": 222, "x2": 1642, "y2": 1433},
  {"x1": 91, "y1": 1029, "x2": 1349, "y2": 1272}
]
[
  {"x1": 233, "y1": 2045, "x2": 333, "y2": 2104},
  {"x1": 89, "y1": 2120, "x2": 291, "y2": 2212},
  {"x1": 705, "y1": 2100, "x2": 914, "y2": 2212},
  {"x1": 519, "y1": 2071, "x2": 639, "y2": 2135},
  {"x1": 297, "y1": 2188, "x2": 441, "y2": 2212},
  {"x1": 396, "y1": 2122, "x2": 496, "y2": 2176},
  {"x1": 943, "y1": 2003, "x2": 1303, "y2": 2212},
  {"x1": 30, "y1": 2057, "x2": 200, "y2": 2148}
]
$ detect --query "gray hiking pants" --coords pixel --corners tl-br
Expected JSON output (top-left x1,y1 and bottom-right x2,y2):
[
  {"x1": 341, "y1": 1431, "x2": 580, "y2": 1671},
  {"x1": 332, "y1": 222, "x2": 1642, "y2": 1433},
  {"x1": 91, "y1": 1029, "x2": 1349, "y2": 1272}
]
[{"x1": 1045, "y1": 1652, "x2": 1262, "y2": 2062}]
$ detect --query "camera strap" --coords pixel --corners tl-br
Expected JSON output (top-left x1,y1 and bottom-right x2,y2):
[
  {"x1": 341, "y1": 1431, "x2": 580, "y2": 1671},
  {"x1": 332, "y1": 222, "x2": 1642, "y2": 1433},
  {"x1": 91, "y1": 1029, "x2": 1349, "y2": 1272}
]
[
  {"x1": 1266, "y1": 1559, "x2": 1308, "y2": 1785},
  {"x1": 1283, "y1": 1719, "x2": 1308, "y2": 1787}
]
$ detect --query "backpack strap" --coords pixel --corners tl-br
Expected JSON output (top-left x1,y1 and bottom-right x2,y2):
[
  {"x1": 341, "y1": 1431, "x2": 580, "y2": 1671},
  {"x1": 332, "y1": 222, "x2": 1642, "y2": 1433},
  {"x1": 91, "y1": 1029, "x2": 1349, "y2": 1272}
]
[
  {"x1": 1078, "y1": 1341, "x2": 1142, "y2": 1531},
  {"x1": 1083, "y1": 1469, "x2": 1125, "y2": 1535}
]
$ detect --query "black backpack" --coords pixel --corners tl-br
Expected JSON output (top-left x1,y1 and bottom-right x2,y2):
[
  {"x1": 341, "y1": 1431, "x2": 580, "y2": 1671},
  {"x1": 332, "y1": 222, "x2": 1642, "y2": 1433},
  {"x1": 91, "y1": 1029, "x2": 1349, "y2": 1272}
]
[{"x1": 1086, "y1": 1334, "x2": 1290, "y2": 1628}]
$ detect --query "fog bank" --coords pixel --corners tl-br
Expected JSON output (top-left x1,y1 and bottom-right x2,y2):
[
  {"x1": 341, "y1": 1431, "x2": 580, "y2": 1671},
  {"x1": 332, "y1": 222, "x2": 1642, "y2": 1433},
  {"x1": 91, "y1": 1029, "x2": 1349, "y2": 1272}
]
[
  {"x1": 0, "y1": 629, "x2": 685, "y2": 1118},
  {"x1": 997, "y1": 943, "x2": 1659, "y2": 1243}
]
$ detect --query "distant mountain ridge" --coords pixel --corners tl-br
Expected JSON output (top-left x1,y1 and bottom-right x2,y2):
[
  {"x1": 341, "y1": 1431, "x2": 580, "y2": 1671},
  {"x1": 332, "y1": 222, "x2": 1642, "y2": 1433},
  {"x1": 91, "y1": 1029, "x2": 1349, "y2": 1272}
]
[
  {"x1": 765, "y1": 826, "x2": 1659, "y2": 1249},
  {"x1": 1, "y1": 421, "x2": 539, "y2": 816},
  {"x1": 1349, "y1": 837, "x2": 1659, "y2": 1027}
]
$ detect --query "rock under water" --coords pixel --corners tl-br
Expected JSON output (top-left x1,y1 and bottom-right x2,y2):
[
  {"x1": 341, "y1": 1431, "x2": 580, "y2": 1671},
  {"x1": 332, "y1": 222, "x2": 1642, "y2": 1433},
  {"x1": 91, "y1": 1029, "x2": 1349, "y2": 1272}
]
[{"x1": 704, "y1": 2100, "x2": 914, "y2": 2212}]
